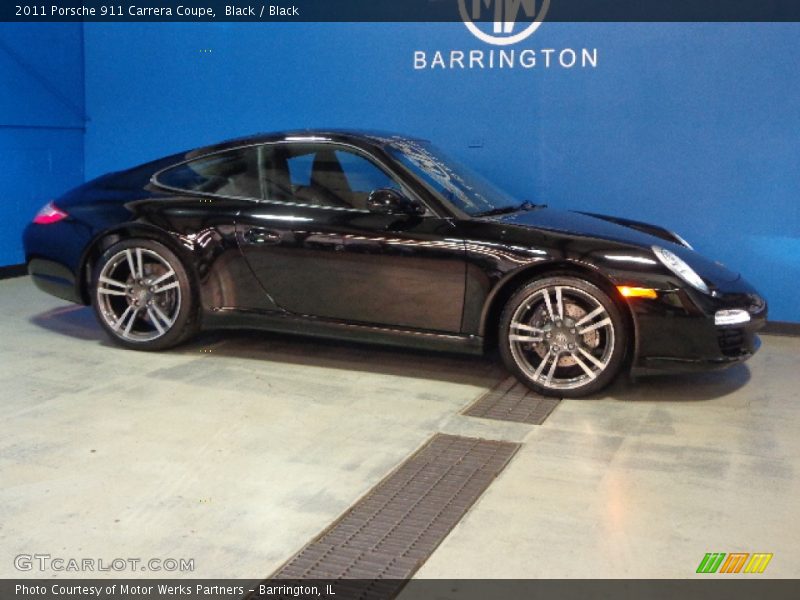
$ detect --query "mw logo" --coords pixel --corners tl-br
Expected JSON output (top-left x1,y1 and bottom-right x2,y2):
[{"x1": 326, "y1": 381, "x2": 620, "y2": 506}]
[
  {"x1": 696, "y1": 553, "x2": 773, "y2": 574},
  {"x1": 458, "y1": 0, "x2": 551, "y2": 46}
]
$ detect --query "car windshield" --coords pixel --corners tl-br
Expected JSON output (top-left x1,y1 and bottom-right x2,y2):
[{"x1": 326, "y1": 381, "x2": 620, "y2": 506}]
[{"x1": 384, "y1": 139, "x2": 521, "y2": 216}]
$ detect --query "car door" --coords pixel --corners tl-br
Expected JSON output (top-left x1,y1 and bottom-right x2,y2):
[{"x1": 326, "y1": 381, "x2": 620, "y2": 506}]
[{"x1": 234, "y1": 141, "x2": 466, "y2": 333}]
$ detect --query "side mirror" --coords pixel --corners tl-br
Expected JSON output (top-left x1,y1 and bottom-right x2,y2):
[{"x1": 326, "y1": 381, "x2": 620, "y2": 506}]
[{"x1": 367, "y1": 188, "x2": 425, "y2": 216}]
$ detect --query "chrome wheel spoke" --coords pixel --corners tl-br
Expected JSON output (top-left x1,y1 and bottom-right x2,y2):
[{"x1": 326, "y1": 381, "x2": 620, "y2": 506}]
[
  {"x1": 154, "y1": 280, "x2": 179, "y2": 295},
  {"x1": 125, "y1": 249, "x2": 138, "y2": 279},
  {"x1": 555, "y1": 286, "x2": 564, "y2": 320},
  {"x1": 578, "y1": 346, "x2": 607, "y2": 370},
  {"x1": 97, "y1": 275, "x2": 128, "y2": 296},
  {"x1": 533, "y1": 350, "x2": 554, "y2": 381},
  {"x1": 570, "y1": 352, "x2": 597, "y2": 380},
  {"x1": 151, "y1": 268, "x2": 176, "y2": 286},
  {"x1": 541, "y1": 289, "x2": 556, "y2": 321},
  {"x1": 123, "y1": 309, "x2": 140, "y2": 336},
  {"x1": 112, "y1": 305, "x2": 139, "y2": 337},
  {"x1": 136, "y1": 248, "x2": 144, "y2": 280},
  {"x1": 112, "y1": 305, "x2": 132, "y2": 331},
  {"x1": 510, "y1": 334, "x2": 543, "y2": 343},
  {"x1": 99, "y1": 275, "x2": 127, "y2": 289},
  {"x1": 575, "y1": 306, "x2": 604, "y2": 328},
  {"x1": 544, "y1": 353, "x2": 560, "y2": 386},
  {"x1": 512, "y1": 322, "x2": 543, "y2": 334},
  {"x1": 124, "y1": 249, "x2": 136, "y2": 277},
  {"x1": 149, "y1": 303, "x2": 174, "y2": 330},
  {"x1": 147, "y1": 307, "x2": 166, "y2": 335},
  {"x1": 578, "y1": 317, "x2": 612, "y2": 336},
  {"x1": 510, "y1": 321, "x2": 543, "y2": 343}
]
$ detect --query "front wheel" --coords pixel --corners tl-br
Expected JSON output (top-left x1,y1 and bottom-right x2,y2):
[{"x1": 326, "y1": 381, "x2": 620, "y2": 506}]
[
  {"x1": 499, "y1": 276, "x2": 628, "y2": 398},
  {"x1": 92, "y1": 238, "x2": 198, "y2": 350}
]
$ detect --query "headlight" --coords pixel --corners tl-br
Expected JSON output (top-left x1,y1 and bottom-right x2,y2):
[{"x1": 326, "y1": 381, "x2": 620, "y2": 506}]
[{"x1": 652, "y1": 246, "x2": 710, "y2": 294}]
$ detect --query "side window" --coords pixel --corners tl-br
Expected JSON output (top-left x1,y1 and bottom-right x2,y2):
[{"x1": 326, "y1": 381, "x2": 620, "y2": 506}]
[
  {"x1": 286, "y1": 144, "x2": 402, "y2": 210},
  {"x1": 286, "y1": 152, "x2": 314, "y2": 188},
  {"x1": 157, "y1": 147, "x2": 265, "y2": 199},
  {"x1": 335, "y1": 151, "x2": 398, "y2": 195},
  {"x1": 157, "y1": 143, "x2": 410, "y2": 211}
]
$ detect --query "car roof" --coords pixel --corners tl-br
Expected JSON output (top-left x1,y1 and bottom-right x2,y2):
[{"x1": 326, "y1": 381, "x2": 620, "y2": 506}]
[
  {"x1": 189, "y1": 129, "x2": 430, "y2": 158},
  {"x1": 99, "y1": 130, "x2": 431, "y2": 191}
]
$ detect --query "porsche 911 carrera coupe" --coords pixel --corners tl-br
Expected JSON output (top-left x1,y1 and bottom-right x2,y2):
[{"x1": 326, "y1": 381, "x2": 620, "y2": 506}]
[{"x1": 23, "y1": 130, "x2": 767, "y2": 397}]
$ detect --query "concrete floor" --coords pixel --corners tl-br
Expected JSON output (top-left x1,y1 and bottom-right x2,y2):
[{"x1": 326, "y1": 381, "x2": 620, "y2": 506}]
[{"x1": 1, "y1": 276, "x2": 798, "y2": 579}]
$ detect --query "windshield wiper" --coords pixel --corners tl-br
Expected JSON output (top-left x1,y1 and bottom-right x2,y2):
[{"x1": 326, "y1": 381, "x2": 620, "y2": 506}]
[
  {"x1": 474, "y1": 206, "x2": 519, "y2": 217},
  {"x1": 520, "y1": 201, "x2": 546, "y2": 211},
  {"x1": 474, "y1": 201, "x2": 545, "y2": 217}
]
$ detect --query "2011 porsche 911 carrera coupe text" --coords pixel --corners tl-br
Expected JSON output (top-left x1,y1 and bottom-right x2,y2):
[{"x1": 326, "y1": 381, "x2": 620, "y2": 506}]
[{"x1": 23, "y1": 131, "x2": 767, "y2": 397}]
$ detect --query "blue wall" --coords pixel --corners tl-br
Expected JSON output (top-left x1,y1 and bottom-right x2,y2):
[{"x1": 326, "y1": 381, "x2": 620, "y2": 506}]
[
  {"x1": 8, "y1": 21, "x2": 794, "y2": 322},
  {"x1": 0, "y1": 23, "x2": 85, "y2": 266},
  {"x1": 82, "y1": 22, "x2": 800, "y2": 322}
]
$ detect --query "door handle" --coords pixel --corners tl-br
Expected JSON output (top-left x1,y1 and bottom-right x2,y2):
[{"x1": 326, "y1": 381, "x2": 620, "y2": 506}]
[{"x1": 244, "y1": 228, "x2": 281, "y2": 245}]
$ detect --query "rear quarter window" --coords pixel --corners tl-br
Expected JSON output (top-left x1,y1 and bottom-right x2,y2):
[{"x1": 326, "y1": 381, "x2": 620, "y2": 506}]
[{"x1": 156, "y1": 148, "x2": 263, "y2": 199}]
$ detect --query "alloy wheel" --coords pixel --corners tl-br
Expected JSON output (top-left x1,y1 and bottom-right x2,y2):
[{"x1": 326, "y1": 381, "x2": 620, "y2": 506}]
[
  {"x1": 95, "y1": 247, "x2": 182, "y2": 343},
  {"x1": 507, "y1": 284, "x2": 616, "y2": 392}
]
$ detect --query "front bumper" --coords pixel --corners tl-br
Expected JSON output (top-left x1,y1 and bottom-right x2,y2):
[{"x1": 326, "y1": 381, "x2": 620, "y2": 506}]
[{"x1": 630, "y1": 279, "x2": 767, "y2": 374}]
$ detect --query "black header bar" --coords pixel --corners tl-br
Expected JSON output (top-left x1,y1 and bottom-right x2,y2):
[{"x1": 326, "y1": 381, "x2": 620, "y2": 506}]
[{"x1": 3, "y1": 1, "x2": 800, "y2": 23}]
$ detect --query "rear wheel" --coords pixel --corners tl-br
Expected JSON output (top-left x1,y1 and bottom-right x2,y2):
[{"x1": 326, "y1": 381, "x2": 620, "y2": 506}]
[
  {"x1": 92, "y1": 238, "x2": 198, "y2": 350},
  {"x1": 499, "y1": 276, "x2": 627, "y2": 398}
]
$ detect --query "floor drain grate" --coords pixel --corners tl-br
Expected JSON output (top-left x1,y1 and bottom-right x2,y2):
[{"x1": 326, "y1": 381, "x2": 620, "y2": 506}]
[
  {"x1": 463, "y1": 376, "x2": 560, "y2": 425},
  {"x1": 264, "y1": 434, "x2": 518, "y2": 593}
]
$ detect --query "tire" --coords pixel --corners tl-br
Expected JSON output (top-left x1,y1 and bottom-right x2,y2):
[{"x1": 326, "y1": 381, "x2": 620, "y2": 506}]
[
  {"x1": 91, "y1": 238, "x2": 199, "y2": 351},
  {"x1": 499, "y1": 276, "x2": 627, "y2": 398}
]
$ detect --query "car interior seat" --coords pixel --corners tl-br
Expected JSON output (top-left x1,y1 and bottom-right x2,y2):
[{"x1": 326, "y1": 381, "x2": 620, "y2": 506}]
[{"x1": 292, "y1": 150, "x2": 354, "y2": 209}]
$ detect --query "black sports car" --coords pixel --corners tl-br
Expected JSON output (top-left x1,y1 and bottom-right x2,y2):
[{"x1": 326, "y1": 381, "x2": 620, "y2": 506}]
[{"x1": 23, "y1": 130, "x2": 767, "y2": 397}]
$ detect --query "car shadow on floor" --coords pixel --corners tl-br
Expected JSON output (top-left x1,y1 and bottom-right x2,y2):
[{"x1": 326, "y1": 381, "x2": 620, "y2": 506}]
[
  {"x1": 30, "y1": 304, "x2": 752, "y2": 401},
  {"x1": 29, "y1": 304, "x2": 107, "y2": 341},
  {"x1": 29, "y1": 304, "x2": 505, "y2": 388},
  {"x1": 588, "y1": 364, "x2": 752, "y2": 402}
]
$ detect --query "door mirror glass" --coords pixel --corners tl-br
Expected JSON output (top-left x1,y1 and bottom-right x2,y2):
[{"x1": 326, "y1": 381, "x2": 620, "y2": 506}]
[{"x1": 367, "y1": 188, "x2": 425, "y2": 216}]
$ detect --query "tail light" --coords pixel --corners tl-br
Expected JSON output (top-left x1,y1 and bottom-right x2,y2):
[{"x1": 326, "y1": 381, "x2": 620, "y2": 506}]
[{"x1": 33, "y1": 201, "x2": 68, "y2": 225}]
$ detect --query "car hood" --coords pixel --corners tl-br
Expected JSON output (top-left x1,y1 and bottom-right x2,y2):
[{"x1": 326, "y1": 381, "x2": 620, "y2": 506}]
[{"x1": 492, "y1": 207, "x2": 741, "y2": 284}]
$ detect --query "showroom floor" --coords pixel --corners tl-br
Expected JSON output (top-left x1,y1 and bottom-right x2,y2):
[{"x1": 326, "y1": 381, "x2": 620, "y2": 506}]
[{"x1": 1, "y1": 275, "x2": 798, "y2": 580}]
